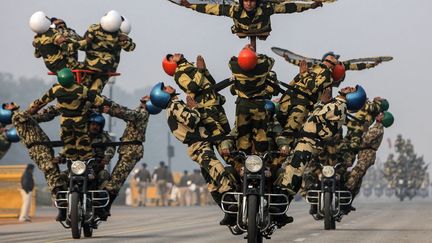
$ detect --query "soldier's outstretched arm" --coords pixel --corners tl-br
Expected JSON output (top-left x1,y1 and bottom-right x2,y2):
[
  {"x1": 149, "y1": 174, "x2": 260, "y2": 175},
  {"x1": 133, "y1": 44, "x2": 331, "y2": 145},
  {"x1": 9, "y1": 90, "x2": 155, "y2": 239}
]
[
  {"x1": 273, "y1": 1, "x2": 323, "y2": 14},
  {"x1": 181, "y1": 0, "x2": 234, "y2": 17},
  {"x1": 119, "y1": 34, "x2": 136, "y2": 52},
  {"x1": 28, "y1": 86, "x2": 57, "y2": 114},
  {"x1": 32, "y1": 105, "x2": 60, "y2": 123},
  {"x1": 105, "y1": 103, "x2": 149, "y2": 123},
  {"x1": 342, "y1": 61, "x2": 380, "y2": 71}
]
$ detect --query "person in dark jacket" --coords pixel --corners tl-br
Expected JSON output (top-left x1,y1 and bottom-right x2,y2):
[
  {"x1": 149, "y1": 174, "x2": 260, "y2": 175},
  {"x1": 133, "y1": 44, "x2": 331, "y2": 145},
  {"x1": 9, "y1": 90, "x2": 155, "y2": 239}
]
[{"x1": 19, "y1": 164, "x2": 35, "y2": 222}]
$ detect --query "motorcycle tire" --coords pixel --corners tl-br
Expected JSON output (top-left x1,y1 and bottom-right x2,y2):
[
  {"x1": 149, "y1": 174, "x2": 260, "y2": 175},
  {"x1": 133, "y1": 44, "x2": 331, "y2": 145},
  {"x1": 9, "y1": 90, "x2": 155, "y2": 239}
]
[
  {"x1": 70, "y1": 192, "x2": 82, "y2": 239},
  {"x1": 83, "y1": 223, "x2": 93, "y2": 237},
  {"x1": 247, "y1": 195, "x2": 262, "y2": 243},
  {"x1": 324, "y1": 192, "x2": 332, "y2": 230}
]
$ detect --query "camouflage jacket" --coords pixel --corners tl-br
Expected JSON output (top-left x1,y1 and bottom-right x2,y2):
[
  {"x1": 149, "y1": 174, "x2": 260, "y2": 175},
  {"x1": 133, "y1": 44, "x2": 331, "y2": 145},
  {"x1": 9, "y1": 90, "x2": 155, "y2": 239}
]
[
  {"x1": 190, "y1": 2, "x2": 316, "y2": 35},
  {"x1": 360, "y1": 122, "x2": 384, "y2": 151},
  {"x1": 166, "y1": 97, "x2": 209, "y2": 145},
  {"x1": 107, "y1": 104, "x2": 149, "y2": 142},
  {"x1": 91, "y1": 131, "x2": 115, "y2": 161},
  {"x1": 301, "y1": 97, "x2": 347, "y2": 143},
  {"x1": 287, "y1": 59, "x2": 378, "y2": 71},
  {"x1": 0, "y1": 133, "x2": 11, "y2": 160},
  {"x1": 229, "y1": 54, "x2": 275, "y2": 99},
  {"x1": 173, "y1": 58, "x2": 222, "y2": 108},
  {"x1": 12, "y1": 111, "x2": 52, "y2": 147}
]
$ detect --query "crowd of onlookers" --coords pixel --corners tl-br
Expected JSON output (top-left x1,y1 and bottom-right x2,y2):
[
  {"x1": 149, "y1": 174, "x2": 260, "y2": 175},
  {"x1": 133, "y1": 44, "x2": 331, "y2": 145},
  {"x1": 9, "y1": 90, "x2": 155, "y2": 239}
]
[{"x1": 126, "y1": 161, "x2": 212, "y2": 207}]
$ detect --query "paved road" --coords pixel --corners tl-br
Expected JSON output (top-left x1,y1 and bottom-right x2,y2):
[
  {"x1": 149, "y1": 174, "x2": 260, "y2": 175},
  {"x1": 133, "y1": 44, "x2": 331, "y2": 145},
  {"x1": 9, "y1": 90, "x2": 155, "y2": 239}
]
[{"x1": 1, "y1": 200, "x2": 431, "y2": 243}]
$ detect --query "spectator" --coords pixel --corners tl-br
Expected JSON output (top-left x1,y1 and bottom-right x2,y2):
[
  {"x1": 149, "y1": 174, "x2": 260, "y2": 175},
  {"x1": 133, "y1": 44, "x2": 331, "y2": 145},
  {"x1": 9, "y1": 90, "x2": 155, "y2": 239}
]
[
  {"x1": 19, "y1": 164, "x2": 34, "y2": 222},
  {"x1": 134, "y1": 163, "x2": 151, "y2": 206},
  {"x1": 178, "y1": 170, "x2": 192, "y2": 206},
  {"x1": 153, "y1": 161, "x2": 168, "y2": 206}
]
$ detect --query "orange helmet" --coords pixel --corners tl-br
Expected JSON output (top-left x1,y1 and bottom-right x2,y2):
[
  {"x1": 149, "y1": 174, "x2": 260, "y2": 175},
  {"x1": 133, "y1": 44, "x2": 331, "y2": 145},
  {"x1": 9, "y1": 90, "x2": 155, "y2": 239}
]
[
  {"x1": 332, "y1": 63, "x2": 346, "y2": 83},
  {"x1": 238, "y1": 47, "x2": 257, "y2": 71},
  {"x1": 162, "y1": 56, "x2": 177, "y2": 76}
]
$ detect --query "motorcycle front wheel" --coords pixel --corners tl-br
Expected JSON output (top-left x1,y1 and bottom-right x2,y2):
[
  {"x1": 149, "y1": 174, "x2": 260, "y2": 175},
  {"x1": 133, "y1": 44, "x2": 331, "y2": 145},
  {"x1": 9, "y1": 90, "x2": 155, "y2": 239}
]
[
  {"x1": 324, "y1": 192, "x2": 333, "y2": 230},
  {"x1": 247, "y1": 195, "x2": 263, "y2": 243},
  {"x1": 70, "y1": 192, "x2": 82, "y2": 239}
]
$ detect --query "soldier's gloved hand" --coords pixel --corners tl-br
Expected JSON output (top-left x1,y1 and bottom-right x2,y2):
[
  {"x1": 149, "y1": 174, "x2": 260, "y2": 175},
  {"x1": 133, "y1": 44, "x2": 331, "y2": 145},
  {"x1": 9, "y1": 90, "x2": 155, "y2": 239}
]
[
  {"x1": 180, "y1": 0, "x2": 192, "y2": 8},
  {"x1": 186, "y1": 96, "x2": 197, "y2": 109},
  {"x1": 311, "y1": 1, "x2": 323, "y2": 8},
  {"x1": 279, "y1": 145, "x2": 290, "y2": 156},
  {"x1": 196, "y1": 55, "x2": 206, "y2": 71}
]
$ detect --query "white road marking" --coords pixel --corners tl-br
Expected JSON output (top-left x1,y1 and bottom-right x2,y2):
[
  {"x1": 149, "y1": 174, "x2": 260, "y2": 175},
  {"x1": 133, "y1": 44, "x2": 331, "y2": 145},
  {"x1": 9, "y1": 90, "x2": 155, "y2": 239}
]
[
  {"x1": 310, "y1": 232, "x2": 320, "y2": 236},
  {"x1": 294, "y1": 238, "x2": 306, "y2": 242}
]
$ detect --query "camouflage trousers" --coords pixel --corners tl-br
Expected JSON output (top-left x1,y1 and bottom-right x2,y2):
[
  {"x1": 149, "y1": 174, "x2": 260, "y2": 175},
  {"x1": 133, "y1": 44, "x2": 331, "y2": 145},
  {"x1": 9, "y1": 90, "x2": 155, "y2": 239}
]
[
  {"x1": 276, "y1": 138, "x2": 320, "y2": 194},
  {"x1": 188, "y1": 141, "x2": 232, "y2": 194},
  {"x1": 198, "y1": 105, "x2": 231, "y2": 139},
  {"x1": 60, "y1": 117, "x2": 94, "y2": 161},
  {"x1": 235, "y1": 98, "x2": 269, "y2": 154},
  {"x1": 13, "y1": 112, "x2": 67, "y2": 194},
  {"x1": 81, "y1": 74, "x2": 110, "y2": 94},
  {"x1": 345, "y1": 149, "x2": 377, "y2": 195},
  {"x1": 0, "y1": 137, "x2": 11, "y2": 160},
  {"x1": 105, "y1": 144, "x2": 144, "y2": 195},
  {"x1": 277, "y1": 95, "x2": 311, "y2": 148}
]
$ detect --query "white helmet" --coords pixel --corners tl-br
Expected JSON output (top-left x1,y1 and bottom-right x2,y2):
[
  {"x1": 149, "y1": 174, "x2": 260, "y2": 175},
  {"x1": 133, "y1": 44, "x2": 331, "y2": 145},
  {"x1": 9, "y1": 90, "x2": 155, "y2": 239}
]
[
  {"x1": 120, "y1": 16, "x2": 132, "y2": 34},
  {"x1": 29, "y1": 11, "x2": 51, "y2": 34},
  {"x1": 100, "y1": 10, "x2": 122, "y2": 33}
]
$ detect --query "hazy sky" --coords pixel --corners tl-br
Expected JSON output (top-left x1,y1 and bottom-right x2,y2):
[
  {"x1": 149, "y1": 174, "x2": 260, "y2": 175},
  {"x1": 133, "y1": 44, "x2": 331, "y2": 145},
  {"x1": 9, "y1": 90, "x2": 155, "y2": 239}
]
[{"x1": 0, "y1": 0, "x2": 431, "y2": 170}]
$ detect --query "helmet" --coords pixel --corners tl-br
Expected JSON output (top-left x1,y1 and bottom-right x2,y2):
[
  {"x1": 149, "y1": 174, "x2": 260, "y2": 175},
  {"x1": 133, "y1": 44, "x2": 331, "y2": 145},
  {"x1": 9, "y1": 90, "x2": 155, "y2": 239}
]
[
  {"x1": 120, "y1": 16, "x2": 132, "y2": 34},
  {"x1": 162, "y1": 56, "x2": 178, "y2": 76},
  {"x1": 145, "y1": 100, "x2": 162, "y2": 115},
  {"x1": 0, "y1": 105, "x2": 12, "y2": 125},
  {"x1": 332, "y1": 63, "x2": 346, "y2": 83},
  {"x1": 57, "y1": 68, "x2": 75, "y2": 88},
  {"x1": 346, "y1": 85, "x2": 367, "y2": 111},
  {"x1": 89, "y1": 113, "x2": 105, "y2": 130},
  {"x1": 322, "y1": 51, "x2": 340, "y2": 61},
  {"x1": 150, "y1": 82, "x2": 171, "y2": 109},
  {"x1": 380, "y1": 99, "x2": 389, "y2": 112},
  {"x1": 100, "y1": 10, "x2": 122, "y2": 33},
  {"x1": 264, "y1": 100, "x2": 275, "y2": 115},
  {"x1": 29, "y1": 11, "x2": 51, "y2": 34},
  {"x1": 5, "y1": 127, "x2": 20, "y2": 143},
  {"x1": 382, "y1": 111, "x2": 394, "y2": 128},
  {"x1": 238, "y1": 47, "x2": 257, "y2": 71}
]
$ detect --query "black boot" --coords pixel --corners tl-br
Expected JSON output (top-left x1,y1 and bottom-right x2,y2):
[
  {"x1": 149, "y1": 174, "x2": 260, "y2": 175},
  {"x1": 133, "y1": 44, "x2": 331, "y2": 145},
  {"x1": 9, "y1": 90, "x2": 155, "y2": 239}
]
[
  {"x1": 99, "y1": 193, "x2": 116, "y2": 221},
  {"x1": 56, "y1": 208, "x2": 67, "y2": 221},
  {"x1": 211, "y1": 192, "x2": 237, "y2": 226}
]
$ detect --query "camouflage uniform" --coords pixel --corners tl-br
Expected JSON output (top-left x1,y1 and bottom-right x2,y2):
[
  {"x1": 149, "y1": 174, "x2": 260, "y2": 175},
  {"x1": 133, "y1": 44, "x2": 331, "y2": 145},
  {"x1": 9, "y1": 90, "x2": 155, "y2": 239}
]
[
  {"x1": 33, "y1": 28, "x2": 86, "y2": 72},
  {"x1": 104, "y1": 104, "x2": 149, "y2": 195},
  {"x1": 173, "y1": 57, "x2": 230, "y2": 141},
  {"x1": 29, "y1": 83, "x2": 112, "y2": 161},
  {"x1": 90, "y1": 131, "x2": 115, "y2": 189},
  {"x1": 345, "y1": 122, "x2": 384, "y2": 197},
  {"x1": 277, "y1": 97, "x2": 347, "y2": 194},
  {"x1": 286, "y1": 59, "x2": 381, "y2": 71},
  {"x1": 167, "y1": 97, "x2": 232, "y2": 194},
  {"x1": 12, "y1": 111, "x2": 66, "y2": 194},
  {"x1": 188, "y1": 2, "x2": 318, "y2": 38},
  {"x1": 343, "y1": 100, "x2": 382, "y2": 167},
  {"x1": 83, "y1": 24, "x2": 135, "y2": 93},
  {"x1": 0, "y1": 133, "x2": 11, "y2": 160},
  {"x1": 277, "y1": 63, "x2": 334, "y2": 150},
  {"x1": 229, "y1": 54, "x2": 275, "y2": 154}
]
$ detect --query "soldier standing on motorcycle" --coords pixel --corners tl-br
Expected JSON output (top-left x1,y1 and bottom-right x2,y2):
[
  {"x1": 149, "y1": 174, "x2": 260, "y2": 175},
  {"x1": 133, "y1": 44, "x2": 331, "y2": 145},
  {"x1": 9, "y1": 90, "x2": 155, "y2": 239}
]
[
  {"x1": 275, "y1": 85, "x2": 367, "y2": 199},
  {"x1": 345, "y1": 111, "x2": 394, "y2": 198},
  {"x1": 102, "y1": 97, "x2": 151, "y2": 219},
  {"x1": 150, "y1": 82, "x2": 236, "y2": 225}
]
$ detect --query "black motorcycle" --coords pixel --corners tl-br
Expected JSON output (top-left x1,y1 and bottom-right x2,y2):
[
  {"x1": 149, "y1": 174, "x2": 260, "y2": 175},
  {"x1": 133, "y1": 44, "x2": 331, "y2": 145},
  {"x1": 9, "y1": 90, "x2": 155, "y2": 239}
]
[
  {"x1": 221, "y1": 151, "x2": 290, "y2": 243},
  {"x1": 306, "y1": 163, "x2": 352, "y2": 230},
  {"x1": 55, "y1": 158, "x2": 110, "y2": 239}
]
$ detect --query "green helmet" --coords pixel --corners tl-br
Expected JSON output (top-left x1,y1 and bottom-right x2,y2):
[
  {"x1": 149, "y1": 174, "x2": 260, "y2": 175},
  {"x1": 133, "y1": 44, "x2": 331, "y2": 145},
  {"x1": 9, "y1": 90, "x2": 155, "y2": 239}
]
[
  {"x1": 57, "y1": 68, "x2": 75, "y2": 88},
  {"x1": 380, "y1": 99, "x2": 389, "y2": 112},
  {"x1": 382, "y1": 111, "x2": 394, "y2": 128}
]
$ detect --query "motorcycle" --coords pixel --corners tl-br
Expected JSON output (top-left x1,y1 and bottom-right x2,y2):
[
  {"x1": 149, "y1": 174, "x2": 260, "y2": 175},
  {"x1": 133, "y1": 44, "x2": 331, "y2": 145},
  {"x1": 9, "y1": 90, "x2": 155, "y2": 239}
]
[
  {"x1": 395, "y1": 177, "x2": 407, "y2": 201},
  {"x1": 384, "y1": 185, "x2": 395, "y2": 198},
  {"x1": 374, "y1": 183, "x2": 384, "y2": 198},
  {"x1": 54, "y1": 158, "x2": 110, "y2": 239},
  {"x1": 220, "y1": 151, "x2": 290, "y2": 243},
  {"x1": 305, "y1": 163, "x2": 352, "y2": 230},
  {"x1": 362, "y1": 181, "x2": 373, "y2": 198}
]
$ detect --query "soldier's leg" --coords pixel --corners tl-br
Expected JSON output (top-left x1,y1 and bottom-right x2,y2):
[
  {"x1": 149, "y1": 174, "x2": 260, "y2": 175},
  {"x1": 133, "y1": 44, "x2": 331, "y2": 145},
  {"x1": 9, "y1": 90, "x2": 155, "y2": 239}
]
[
  {"x1": 74, "y1": 121, "x2": 94, "y2": 160},
  {"x1": 251, "y1": 107, "x2": 269, "y2": 154},
  {"x1": 89, "y1": 75, "x2": 110, "y2": 94},
  {"x1": 345, "y1": 150, "x2": 377, "y2": 192},
  {"x1": 188, "y1": 141, "x2": 232, "y2": 194},
  {"x1": 97, "y1": 169, "x2": 111, "y2": 190},
  {"x1": 236, "y1": 112, "x2": 253, "y2": 154},
  {"x1": 213, "y1": 105, "x2": 231, "y2": 134},
  {"x1": 282, "y1": 104, "x2": 310, "y2": 149},
  {"x1": 60, "y1": 119, "x2": 78, "y2": 161}
]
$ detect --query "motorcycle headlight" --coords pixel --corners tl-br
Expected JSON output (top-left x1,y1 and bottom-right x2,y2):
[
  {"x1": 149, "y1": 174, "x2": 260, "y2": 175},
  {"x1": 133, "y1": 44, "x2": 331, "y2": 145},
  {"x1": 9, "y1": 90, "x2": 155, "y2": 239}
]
[
  {"x1": 322, "y1": 166, "x2": 335, "y2": 178},
  {"x1": 71, "y1": 161, "x2": 86, "y2": 175},
  {"x1": 245, "y1": 155, "x2": 263, "y2": 173}
]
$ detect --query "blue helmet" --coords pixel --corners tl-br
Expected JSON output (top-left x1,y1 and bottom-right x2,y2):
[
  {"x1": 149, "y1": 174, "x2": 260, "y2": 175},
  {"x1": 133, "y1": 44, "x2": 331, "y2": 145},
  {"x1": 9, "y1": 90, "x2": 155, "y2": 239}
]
[
  {"x1": 150, "y1": 82, "x2": 171, "y2": 109},
  {"x1": 264, "y1": 100, "x2": 275, "y2": 115},
  {"x1": 145, "y1": 100, "x2": 162, "y2": 115},
  {"x1": 5, "y1": 127, "x2": 20, "y2": 143},
  {"x1": 89, "y1": 113, "x2": 105, "y2": 130},
  {"x1": 322, "y1": 51, "x2": 340, "y2": 61},
  {"x1": 0, "y1": 105, "x2": 12, "y2": 125},
  {"x1": 346, "y1": 85, "x2": 367, "y2": 111}
]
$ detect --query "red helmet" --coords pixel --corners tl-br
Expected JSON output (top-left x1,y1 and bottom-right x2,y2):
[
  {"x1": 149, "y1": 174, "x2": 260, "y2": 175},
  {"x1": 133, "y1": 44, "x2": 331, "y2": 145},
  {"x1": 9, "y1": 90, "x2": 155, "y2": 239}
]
[
  {"x1": 238, "y1": 47, "x2": 257, "y2": 71},
  {"x1": 162, "y1": 57, "x2": 177, "y2": 76},
  {"x1": 332, "y1": 63, "x2": 346, "y2": 83}
]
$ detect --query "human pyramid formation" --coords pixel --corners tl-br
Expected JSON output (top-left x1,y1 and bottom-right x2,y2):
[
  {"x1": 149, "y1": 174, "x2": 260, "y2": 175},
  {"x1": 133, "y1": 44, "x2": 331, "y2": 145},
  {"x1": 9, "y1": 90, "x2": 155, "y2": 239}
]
[{"x1": 0, "y1": 0, "x2": 395, "y2": 228}]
